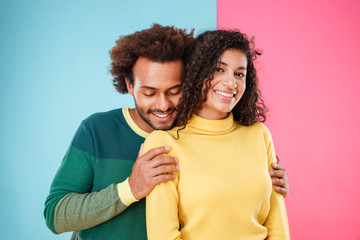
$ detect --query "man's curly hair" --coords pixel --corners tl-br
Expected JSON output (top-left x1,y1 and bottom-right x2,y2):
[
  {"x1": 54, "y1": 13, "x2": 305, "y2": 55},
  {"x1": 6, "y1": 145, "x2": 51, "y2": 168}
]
[
  {"x1": 109, "y1": 24, "x2": 195, "y2": 93},
  {"x1": 176, "y1": 29, "x2": 268, "y2": 127}
]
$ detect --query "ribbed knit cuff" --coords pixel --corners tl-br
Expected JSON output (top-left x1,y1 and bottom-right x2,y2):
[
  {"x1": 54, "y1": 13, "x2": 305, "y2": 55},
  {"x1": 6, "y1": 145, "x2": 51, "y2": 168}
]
[{"x1": 117, "y1": 178, "x2": 138, "y2": 206}]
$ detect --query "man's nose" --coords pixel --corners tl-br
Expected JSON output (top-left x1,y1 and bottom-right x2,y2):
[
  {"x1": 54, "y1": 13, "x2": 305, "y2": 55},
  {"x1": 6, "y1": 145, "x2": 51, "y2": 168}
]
[{"x1": 156, "y1": 94, "x2": 171, "y2": 111}]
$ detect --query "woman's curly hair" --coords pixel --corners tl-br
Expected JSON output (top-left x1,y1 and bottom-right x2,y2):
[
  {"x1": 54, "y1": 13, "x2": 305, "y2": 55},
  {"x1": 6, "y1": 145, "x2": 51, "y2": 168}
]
[
  {"x1": 176, "y1": 29, "x2": 268, "y2": 127},
  {"x1": 109, "y1": 24, "x2": 195, "y2": 93}
]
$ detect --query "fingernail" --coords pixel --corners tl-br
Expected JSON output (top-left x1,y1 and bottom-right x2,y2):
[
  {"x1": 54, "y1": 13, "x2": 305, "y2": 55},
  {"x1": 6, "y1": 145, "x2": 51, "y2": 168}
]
[
  {"x1": 269, "y1": 171, "x2": 274, "y2": 176},
  {"x1": 164, "y1": 146, "x2": 170, "y2": 151},
  {"x1": 274, "y1": 163, "x2": 278, "y2": 168},
  {"x1": 176, "y1": 166, "x2": 180, "y2": 171}
]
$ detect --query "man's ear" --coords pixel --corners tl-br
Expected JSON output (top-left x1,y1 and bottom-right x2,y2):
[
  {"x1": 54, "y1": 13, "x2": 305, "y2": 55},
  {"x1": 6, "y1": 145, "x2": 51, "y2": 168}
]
[{"x1": 125, "y1": 78, "x2": 134, "y2": 96}]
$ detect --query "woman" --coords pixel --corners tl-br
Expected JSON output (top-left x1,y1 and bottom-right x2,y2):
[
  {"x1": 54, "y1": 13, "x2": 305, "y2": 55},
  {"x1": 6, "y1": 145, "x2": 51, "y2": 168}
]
[{"x1": 143, "y1": 29, "x2": 290, "y2": 239}]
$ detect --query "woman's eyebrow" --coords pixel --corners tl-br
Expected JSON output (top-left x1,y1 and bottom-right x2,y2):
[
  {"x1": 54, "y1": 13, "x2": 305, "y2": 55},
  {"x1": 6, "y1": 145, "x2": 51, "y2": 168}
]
[{"x1": 218, "y1": 61, "x2": 246, "y2": 70}]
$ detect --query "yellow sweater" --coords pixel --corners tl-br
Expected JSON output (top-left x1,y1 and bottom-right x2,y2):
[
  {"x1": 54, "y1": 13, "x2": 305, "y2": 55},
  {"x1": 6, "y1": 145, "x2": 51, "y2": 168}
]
[{"x1": 144, "y1": 114, "x2": 290, "y2": 240}]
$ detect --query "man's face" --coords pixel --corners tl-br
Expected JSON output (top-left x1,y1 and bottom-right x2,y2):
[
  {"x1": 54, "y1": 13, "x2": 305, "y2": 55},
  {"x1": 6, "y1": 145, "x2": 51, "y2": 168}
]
[{"x1": 126, "y1": 57, "x2": 184, "y2": 131}]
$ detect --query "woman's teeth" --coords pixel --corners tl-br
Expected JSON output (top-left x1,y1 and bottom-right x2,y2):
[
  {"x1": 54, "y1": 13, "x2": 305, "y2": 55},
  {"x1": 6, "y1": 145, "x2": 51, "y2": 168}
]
[{"x1": 215, "y1": 90, "x2": 234, "y2": 98}]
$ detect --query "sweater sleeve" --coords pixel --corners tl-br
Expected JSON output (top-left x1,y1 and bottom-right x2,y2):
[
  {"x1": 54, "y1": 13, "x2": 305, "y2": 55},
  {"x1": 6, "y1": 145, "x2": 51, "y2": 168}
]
[
  {"x1": 262, "y1": 125, "x2": 290, "y2": 239},
  {"x1": 43, "y1": 121, "x2": 134, "y2": 234},
  {"x1": 144, "y1": 132, "x2": 182, "y2": 240}
]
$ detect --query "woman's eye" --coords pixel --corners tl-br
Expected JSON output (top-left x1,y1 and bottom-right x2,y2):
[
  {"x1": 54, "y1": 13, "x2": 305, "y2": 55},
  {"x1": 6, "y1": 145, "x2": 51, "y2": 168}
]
[
  {"x1": 216, "y1": 67, "x2": 224, "y2": 72},
  {"x1": 235, "y1": 72, "x2": 245, "y2": 77}
]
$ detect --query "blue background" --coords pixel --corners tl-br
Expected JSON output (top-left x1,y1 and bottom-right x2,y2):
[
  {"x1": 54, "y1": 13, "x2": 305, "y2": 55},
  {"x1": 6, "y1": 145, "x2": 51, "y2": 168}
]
[{"x1": 0, "y1": 0, "x2": 215, "y2": 238}]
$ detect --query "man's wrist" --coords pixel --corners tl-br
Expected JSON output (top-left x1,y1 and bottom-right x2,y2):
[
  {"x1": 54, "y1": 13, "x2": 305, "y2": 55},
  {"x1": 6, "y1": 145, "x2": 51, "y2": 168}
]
[{"x1": 117, "y1": 178, "x2": 139, "y2": 206}]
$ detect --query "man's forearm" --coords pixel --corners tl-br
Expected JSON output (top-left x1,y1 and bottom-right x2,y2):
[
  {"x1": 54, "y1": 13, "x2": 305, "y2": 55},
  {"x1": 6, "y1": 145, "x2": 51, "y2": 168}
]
[{"x1": 53, "y1": 184, "x2": 128, "y2": 233}]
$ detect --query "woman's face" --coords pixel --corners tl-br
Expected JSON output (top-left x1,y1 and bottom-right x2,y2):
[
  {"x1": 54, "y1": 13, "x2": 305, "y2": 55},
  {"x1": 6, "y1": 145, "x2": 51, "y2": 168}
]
[{"x1": 196, "y1": 48, "x2": 248, "y2": 120}]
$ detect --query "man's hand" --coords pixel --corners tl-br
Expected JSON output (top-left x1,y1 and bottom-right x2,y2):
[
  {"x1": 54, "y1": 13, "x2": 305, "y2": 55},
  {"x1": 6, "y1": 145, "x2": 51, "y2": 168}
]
[
  {"x1": 269, "y1": 161, "x2": 289, "y2": 197},
  {"x1": 128, "y1": 144, "x2": 179, "y2": 200}
]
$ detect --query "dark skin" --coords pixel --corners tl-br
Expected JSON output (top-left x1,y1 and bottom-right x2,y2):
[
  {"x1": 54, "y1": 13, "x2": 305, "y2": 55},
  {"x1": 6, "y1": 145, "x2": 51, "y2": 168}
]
[
  {"x1": 129, "y1": 144, "x2": 178, "y2": 200},
  {"x1": 270, "y1": 162, "x2": 288, "y2": 197}
]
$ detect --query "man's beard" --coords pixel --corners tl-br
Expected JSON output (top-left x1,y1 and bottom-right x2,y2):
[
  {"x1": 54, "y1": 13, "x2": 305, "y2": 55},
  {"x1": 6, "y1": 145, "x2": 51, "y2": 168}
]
[{"x1": 134, "y1": 101, "x2": 178, "y2": 131}]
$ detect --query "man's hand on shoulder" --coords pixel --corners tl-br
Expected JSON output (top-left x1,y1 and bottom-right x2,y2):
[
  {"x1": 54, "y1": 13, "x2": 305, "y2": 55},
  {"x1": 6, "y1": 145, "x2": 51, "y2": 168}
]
[
  {"x1": 269, "y1": 157, "x2": 289, "y2": 197},
  {"x1": 128, "y1": 144, "x2": 179, "y2": 200}
]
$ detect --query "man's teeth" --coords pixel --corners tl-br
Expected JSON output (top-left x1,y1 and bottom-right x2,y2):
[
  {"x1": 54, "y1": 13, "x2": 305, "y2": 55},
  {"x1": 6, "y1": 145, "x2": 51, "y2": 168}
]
[
  {"x1": 215, "y1": 91, "x2": 234, "y2": 98},
  {"x1": 154, "y1": 113, "x2": 169, "y2": 118}
]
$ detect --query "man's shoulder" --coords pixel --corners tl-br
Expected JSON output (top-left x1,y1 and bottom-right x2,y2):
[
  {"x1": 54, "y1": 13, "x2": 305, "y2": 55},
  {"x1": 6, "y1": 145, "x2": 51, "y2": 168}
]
[
  {"x1": 71, "y1": 108, "x2": 143, "y2": 158},
  {"x1": 83, "y1": 108, "x2": 124, "y2": 125},
  {"x1": 79, "y1": 108, "x2": 130, "y2": 132},
  {"x1": 71, "y1": 108, "x2": 124, "y2": 142},
  {"x1": 74, "y1": 108, "x2": 130, "y2": 140}
]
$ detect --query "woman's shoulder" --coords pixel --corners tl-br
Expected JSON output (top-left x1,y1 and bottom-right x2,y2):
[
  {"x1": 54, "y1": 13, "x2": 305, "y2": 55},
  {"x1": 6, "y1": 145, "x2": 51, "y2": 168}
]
[
  {"x1": 237, "y1": 121, "x2": 268, "y2": 130},
  {"x1": 237, "y1": 121, "x2": 272, "y2": 138},
  {"x1": 143, "y1": 129, "x2": 180, "y2": 154},
  {"x1": 147, "y1": 129, "x2": 177, "y2": 140},
  {"x1": 254, "y1": 121, "x2": 270, "y2": 132},
  {"x1": 144, "y1": 129, "x2": 178, "y2": 148}
]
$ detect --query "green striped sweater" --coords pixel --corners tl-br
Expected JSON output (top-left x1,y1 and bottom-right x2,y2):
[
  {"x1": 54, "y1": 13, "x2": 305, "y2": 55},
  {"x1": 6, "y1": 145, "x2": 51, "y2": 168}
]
[{"x1": 44, "y1": 108, "x2": 149, "y2": 240}]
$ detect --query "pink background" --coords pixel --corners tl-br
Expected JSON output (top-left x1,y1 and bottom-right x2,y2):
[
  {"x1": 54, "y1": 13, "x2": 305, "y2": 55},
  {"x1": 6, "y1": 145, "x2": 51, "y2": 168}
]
[{"x1": 218, "y1": 0, "x2": 360, "y2": 239}]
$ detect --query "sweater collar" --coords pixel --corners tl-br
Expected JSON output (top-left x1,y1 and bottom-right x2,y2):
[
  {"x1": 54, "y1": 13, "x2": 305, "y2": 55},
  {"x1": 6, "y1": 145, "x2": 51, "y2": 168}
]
[{"x1": 186, "y1": 113, "x2": 235, "y2": 135}]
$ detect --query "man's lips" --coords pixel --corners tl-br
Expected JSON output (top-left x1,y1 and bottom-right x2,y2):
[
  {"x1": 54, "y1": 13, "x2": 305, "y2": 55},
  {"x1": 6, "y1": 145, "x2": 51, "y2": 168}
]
[
  {"x1": 153, "y1": 112, "x2": 170, "y2": 118},
  {"x1": 151, "y1": 111, "x2": 174, "y2": 122}
]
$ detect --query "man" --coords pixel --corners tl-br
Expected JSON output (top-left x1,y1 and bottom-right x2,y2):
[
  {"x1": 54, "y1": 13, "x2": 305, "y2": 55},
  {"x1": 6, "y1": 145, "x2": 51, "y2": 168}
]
[{"x1": 44, "y1": 24, "x2": 288, "y2": 240}]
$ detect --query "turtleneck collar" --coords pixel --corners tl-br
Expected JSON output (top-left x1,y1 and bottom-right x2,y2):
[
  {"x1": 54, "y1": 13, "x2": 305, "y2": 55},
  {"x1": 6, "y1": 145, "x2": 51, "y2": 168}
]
[{"x1": 185, "y1": 113, "x2": 236, "y2": 135}]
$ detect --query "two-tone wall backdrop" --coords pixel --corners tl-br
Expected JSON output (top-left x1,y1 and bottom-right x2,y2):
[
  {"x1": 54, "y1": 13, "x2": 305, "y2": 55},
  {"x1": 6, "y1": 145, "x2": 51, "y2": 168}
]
[{"x1": 1, "y1": 0, "x2": 359, "y2": 239}]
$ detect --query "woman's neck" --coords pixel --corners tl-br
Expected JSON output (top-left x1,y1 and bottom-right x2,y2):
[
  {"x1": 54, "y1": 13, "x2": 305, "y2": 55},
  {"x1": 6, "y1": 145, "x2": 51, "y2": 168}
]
[{"x1": 195, "y1": 109, "x2": 230, "y2": 120}]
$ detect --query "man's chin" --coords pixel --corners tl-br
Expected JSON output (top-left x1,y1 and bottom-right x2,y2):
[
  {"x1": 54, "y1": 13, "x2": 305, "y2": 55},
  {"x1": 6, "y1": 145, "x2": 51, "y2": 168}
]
[
  {"x1": 149, "y1": 118, "x2": 176, "y2": 131},
  {"x1": 139, "y1": 112, "x2": 177, "y2": 131},
  {"x1": 151, "y1": 123, "x2": 174, "y2": 131}
]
